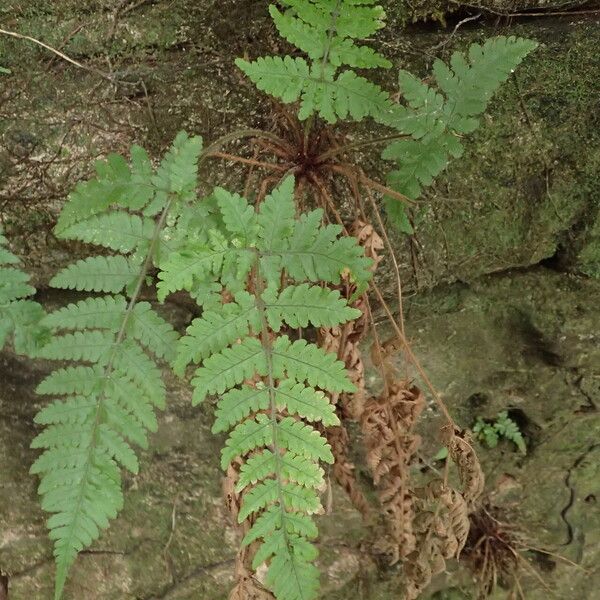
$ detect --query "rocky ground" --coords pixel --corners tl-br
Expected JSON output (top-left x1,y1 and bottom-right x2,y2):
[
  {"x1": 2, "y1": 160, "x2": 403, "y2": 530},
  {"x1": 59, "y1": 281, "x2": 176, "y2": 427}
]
[{"x1": 1, "y1": 1, "x2": 599, "y2": 598}]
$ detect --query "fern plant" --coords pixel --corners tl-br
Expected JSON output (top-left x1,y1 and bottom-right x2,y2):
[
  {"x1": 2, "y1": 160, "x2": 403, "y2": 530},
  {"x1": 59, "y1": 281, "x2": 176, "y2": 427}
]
[
  {"x1": 30, "y1": 133, "x2": 204, "y2": 599},
  {"x1": 474, "y1": 411, "x2": 526, "y2": 454},
  {"x1": 160, "y1": 175, "x2": 371, "y2": 599},
  {"x1": 235, "y1": 0, "x2": 537, "y2": 230},
  {"x1": 0, "y1": 227, "x2": 48, "y2": 355},
  {"x1": 11, "y1": 3, "x2": 540, "y2": 597}
]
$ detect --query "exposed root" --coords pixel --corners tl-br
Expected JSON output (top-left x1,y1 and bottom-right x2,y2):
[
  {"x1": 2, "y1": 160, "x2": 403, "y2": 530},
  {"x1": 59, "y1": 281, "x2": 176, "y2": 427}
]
[{"x1": 463, "y1": 504, "x2": 529, "y2": 599}]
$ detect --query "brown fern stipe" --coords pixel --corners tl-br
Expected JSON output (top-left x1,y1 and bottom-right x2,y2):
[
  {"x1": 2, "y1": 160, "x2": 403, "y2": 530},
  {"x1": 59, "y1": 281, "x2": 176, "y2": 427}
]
[
  {"x1": 361, "y1": 380, "x2": 425, "y2": 563},
  {"x1": 225, "y1": 462, "x2": 275, "y2": 599}
]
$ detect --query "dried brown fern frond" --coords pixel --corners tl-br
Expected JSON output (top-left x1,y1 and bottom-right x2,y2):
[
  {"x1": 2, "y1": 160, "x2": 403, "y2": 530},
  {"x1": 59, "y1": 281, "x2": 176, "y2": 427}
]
[
  {"x1": 318, "y1": 318, "x2": 366, "y2": 419},
  {"x1": 361, "y1": 379, "x2": 425, "y2": 563},
  {"x1": 318, "y1": 219, "x2": 383, "y2": 418},
  {"x1": 441, "y1": 425, "x2": 485, "y2": 503},
  {"x1": 404, "y1": 480, "x2": 471, "y2": 599},
  {"x1": 314, "y1": 219, "x2": 384, "y2": 516},
  {"x1": 230, "y1": 550, "x2": 275, "y2": 600}
]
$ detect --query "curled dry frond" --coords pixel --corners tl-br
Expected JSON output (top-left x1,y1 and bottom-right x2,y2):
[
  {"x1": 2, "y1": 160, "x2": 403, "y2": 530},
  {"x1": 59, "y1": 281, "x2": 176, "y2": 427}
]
[
  {"x1": 325, "y1": 424, "x2": 371, "y2": 518},
  {"x1": 441, "y1": 425, "x2": 485, "y2": 503},
  {"x1": 315, "y1": 219, "x2": 383, "y2": 516},
  {"x1": 361, "y1": 380, "x2": 425, "y2": 563},
  {"x1": 405, "y1": 480, "x2": 471, "y2": 599}
]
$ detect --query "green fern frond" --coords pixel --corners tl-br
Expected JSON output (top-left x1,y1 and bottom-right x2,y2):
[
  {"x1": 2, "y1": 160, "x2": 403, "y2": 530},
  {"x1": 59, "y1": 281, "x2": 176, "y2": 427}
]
[
  {"x1": 279, "y1": 214, "x2": 373, "y2": 289},
  {"x1": 55, "y1": 134, "x2": 203, "y2": 285},
  {"x1": 214, "y1": 187, "x2": 259, "y2": 244},
  {"x1": 256, "y1": 176, "x2": 297, "y2": 251},
  {"x1": 32, "y1": 292, "x2": 175, "y2": 598},
  {"x1": 113, "y1": 340, "x2": 167, "y2": 409},
  {"x1": 167, "y1": 176, "x2": 370, "y2": 600},
  {"x1": 221, "y1": 413, "x2": 332, "y2": 470},
  {"x1": 37, "y1": 330, "x2": 116, "y2": 363},
  {"x1": 31, "y1": 135, "x2": 204, "y2": 599},
  {"x1": 0, "y1": 228, "x2": 48, "y2": 355},
  {"x1": 382, "y1": 36, "x2": 537, "y2": 228},
  {"x1": 37, "y1": 365, "x2": 104, "y2": 396},
  {"x1": 434, "y1": 37, "x2": 539, "y2": 121},
  {"x1": 156, "y1": 237, "x2": 252, "y2": 302},
  {"x1": 212, "y1": 385, "x2": 270, "y2": 434},
  {"x1": 237, "y1": 1, "x2": 392, "y2": 124},
  {"x1": 0, "y1": 266, "x2": 35, "y2": 303},
  {"x1": 266, "y1": 545, "x2": 320, "y2": 600},
  {"x1": 242, "y1": 505, "x2": 318, "y2": 546},
  {"x1": 236, "y1": 56, "x2": 392, "y2": 124},
  {"x1": 272, "y1": 380, "x2": 339, "y2": 426}
]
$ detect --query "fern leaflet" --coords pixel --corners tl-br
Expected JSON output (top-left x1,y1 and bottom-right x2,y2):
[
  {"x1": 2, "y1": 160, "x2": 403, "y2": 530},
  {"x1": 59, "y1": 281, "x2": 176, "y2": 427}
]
[
  {"x1": 382, "y1": 36, "x2": 537, "y2": 225},
  {"x1": 0, "y1": 227, "x2": 48, "y2": 355}
]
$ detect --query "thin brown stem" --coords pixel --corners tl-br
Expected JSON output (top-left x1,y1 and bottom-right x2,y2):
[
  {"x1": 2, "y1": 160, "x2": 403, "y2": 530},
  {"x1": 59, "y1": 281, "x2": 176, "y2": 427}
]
[
  {"x1": 0, "y1": 27, "x2": 120, "y2": 83},
  {"x1": 363, "y1": 178, "x2": 406, "y2": 337},
  {"x1": 316, "y1": 132, "x2": 411, "y2": 163},
  {"x1": 369, "y1": 281, "x2": 455, "y2": 428},
  {"x1": 200, "y1": 129, "x2": 290, "y2": 164},
  {"x1": 206, "y1": 151, "x2": 286, "y2": 172},
  {"x1": 360, "y1": 174, "x2": 415, "y2": 206}
]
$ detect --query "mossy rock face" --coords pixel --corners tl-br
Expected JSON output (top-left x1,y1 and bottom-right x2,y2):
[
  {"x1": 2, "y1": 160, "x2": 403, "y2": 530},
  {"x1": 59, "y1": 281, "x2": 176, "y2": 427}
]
[
  {"x1": 2, "y1": 273, "x2": 599, "y2": 598},
  {"x1": 375, "y1": 16, "x2": 600, "y2": 290},
  {"x1": 1, "y1": 7, "x2": 599, "y2": 597},
  {"x1": 388, "y1": 1, "x2": 596, "y2": 25}
]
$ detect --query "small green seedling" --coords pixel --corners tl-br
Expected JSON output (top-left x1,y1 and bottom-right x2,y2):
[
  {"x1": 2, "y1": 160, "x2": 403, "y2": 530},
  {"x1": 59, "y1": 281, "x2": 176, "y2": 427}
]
[{"x1": 473, "y1": 411, "x2": 526, "y2": 454}]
